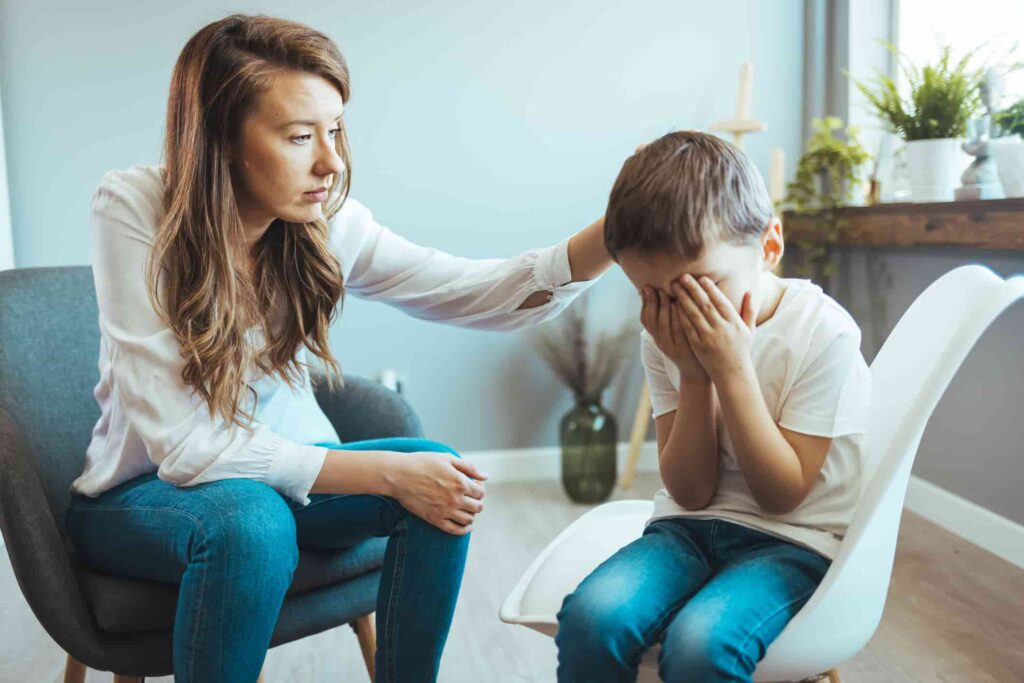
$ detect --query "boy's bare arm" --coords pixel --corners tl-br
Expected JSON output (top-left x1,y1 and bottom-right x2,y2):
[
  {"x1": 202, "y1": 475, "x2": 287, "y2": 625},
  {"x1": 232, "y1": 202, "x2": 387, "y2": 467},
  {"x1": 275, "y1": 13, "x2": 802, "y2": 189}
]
[
  {"x1": 714, "y1": 364, "x2": 831, "y2": 515},
  {"x1": 655, "y1": 376, "x2": 720, "y2": 511}
]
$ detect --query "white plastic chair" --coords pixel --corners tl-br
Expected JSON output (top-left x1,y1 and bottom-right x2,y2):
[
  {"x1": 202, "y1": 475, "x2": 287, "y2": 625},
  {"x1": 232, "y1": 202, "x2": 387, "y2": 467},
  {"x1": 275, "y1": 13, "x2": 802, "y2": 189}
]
[{"x1": 500, "y1": 265, "x2": 1024, "y2": 682}]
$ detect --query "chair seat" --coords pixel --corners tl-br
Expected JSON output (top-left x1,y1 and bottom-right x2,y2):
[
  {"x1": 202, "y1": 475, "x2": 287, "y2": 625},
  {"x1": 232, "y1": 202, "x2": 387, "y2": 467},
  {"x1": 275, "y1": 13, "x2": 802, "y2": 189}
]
[{"x1": 78, "y1": 538, "x2": 387, "y2": 633}]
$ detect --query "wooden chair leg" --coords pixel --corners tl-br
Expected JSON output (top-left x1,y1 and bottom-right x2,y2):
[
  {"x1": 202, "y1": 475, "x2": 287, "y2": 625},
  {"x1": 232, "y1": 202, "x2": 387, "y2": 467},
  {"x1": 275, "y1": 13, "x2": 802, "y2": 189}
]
[
  {"x1": 351, "y1": 612, "x2": 377, "y2": 681},
  {"x1": 64, "y1": 654, "x2": 86, "y2": 683},
  {"x1": 826, "y1": 669, "x2": 842, "y2": 683}
]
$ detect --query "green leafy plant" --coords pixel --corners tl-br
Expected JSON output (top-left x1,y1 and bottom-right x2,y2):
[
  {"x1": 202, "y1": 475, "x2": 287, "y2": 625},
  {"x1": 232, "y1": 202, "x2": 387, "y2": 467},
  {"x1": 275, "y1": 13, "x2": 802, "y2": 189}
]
[
  {"x1": 994, "y1": 98, "x2": 1024, "y2": 137},
  {"x1": 782, "y1": 117, "x2": 871, "y2": 287},
  {"x1": 853, "y1": 44, "x2": 983, "y2": 141}
]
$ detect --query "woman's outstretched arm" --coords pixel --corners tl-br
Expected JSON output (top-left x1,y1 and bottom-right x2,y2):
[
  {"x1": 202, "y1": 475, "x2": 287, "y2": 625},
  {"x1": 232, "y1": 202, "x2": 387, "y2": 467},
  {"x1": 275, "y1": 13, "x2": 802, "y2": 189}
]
[{"x1": 331, "y1": 199, "x2": 610, "y2": 330}]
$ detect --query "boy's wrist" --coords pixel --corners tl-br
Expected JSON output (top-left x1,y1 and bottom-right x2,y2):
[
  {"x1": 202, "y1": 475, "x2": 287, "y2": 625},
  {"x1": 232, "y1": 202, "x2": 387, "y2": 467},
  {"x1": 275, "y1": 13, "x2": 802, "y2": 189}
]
[
  {"x1": 678, "y1": 373, "x2": 712, "y2": 390},
  {"x1": 713, "y1": 359, "x2": 758, "y2": 394}
]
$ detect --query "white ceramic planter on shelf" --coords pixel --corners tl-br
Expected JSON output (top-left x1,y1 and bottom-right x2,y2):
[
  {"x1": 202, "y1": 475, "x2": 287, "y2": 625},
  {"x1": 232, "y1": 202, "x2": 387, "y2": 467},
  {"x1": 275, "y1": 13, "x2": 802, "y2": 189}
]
[
  {"x1": 905, "y1": 137, "x2": 970, "y2": 203},
  {"x1": 991, "y1": 136, "x2": 1024, "y2": 198}
]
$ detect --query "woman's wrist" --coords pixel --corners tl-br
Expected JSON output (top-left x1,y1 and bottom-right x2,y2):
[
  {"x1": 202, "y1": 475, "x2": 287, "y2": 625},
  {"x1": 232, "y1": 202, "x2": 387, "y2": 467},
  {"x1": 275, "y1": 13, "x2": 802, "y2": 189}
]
[
  {"x1": 311, "y1": 449, "x2": 400, "y2": 497},
  {"x1": 567, "y1": 217, "x2": 613, "y2": 283}
]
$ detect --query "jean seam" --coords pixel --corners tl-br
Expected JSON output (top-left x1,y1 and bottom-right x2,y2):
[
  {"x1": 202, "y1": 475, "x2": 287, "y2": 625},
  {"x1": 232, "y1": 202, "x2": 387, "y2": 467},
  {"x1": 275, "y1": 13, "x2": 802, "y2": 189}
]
[
  {"x1": 734, "y1": 584, "x2": 819, "y2": 665},
  {"x1": 383, "y1": 516, "x2": 407, "y2": 683},
  {"x1": 710, "y1": 519, "x2": 720, "y2": 561}
]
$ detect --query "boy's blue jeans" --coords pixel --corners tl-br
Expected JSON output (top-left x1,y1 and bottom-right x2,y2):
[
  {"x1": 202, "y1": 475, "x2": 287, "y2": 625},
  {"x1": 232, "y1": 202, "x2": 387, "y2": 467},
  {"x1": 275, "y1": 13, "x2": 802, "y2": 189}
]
[
  {"x1": 65, "y1": 438, "x2": 469, "y2": 683},
  {"x1": 555, "y1": 517, "x2": 830, "y2": 683}
]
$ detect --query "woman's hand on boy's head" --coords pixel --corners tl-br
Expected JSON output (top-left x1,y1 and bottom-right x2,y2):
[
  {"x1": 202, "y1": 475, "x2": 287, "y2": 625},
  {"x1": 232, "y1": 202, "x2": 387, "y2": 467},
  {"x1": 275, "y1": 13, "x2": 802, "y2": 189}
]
[
  {"x1": 672, "y1": 274, "x2": 756, "y2": 383},
  {"x1": 640, "y1": 285, "x2": 708, "y2": 382}
]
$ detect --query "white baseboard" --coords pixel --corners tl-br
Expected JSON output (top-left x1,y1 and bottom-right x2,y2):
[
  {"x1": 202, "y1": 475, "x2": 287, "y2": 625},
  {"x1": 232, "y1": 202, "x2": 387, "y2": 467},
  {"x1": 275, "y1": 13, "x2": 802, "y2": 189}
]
[
  {"x1": 464, "y1": 442, "x2": 1024, "y2": 571},
  {"x1": 904, "y1": 475, "x2": 1024, "y2": 570}
]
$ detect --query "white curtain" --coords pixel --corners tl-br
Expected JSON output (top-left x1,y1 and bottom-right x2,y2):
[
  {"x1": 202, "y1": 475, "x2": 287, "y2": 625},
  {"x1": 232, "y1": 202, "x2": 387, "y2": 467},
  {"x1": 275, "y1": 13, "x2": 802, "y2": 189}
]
[{"x1": 0, "y1": 85, "x2": 13, "y2": 271}]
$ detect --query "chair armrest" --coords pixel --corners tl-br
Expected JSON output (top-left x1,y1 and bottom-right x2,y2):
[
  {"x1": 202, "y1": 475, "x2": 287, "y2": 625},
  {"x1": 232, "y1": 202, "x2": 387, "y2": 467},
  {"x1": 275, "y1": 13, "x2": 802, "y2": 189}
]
[{"x1": 313, "y1": 374, "x2": 423, "y2": 444}]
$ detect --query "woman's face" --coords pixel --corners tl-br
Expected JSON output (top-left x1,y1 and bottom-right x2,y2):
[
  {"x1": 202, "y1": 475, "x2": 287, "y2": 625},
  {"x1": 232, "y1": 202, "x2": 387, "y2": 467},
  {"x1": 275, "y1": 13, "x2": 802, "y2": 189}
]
[{"x1": 230, "y1": 71, "x2": 346, "y2": 235}]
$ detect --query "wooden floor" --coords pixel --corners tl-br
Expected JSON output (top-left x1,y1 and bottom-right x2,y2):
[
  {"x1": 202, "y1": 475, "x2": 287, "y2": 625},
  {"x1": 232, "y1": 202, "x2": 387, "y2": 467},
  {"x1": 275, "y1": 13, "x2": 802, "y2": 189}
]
[{"x1": 234, "y1": 474, "x2": 1023, "y2": 683}]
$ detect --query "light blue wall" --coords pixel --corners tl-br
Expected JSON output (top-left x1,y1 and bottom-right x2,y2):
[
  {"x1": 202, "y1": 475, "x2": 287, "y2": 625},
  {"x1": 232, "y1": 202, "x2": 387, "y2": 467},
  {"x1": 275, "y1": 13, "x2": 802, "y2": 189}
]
[{"x1": 0, "y1": 0, "x2": 806, "y2": 451}]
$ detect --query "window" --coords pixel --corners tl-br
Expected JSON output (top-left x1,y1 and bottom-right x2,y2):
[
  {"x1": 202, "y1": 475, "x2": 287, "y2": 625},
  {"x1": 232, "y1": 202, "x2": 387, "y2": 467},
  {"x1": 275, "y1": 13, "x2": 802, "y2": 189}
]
[{"x1": 899, "y1": 0, "x2": 1024, "y2": 107}]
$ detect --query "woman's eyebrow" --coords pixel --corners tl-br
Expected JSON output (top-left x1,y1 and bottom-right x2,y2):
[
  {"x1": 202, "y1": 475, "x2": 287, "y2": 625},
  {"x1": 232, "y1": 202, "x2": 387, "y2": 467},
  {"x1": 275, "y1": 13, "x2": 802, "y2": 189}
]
[{"x1": 279, "y1": 113, "x2": 344, "y2": 127}]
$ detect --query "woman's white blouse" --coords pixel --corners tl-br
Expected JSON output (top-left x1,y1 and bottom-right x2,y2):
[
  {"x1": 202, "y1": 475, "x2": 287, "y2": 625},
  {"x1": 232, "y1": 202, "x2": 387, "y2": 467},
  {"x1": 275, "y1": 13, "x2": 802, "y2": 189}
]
[{"x1": 70, "y1": 165, "x2": 593, "y2": 505}]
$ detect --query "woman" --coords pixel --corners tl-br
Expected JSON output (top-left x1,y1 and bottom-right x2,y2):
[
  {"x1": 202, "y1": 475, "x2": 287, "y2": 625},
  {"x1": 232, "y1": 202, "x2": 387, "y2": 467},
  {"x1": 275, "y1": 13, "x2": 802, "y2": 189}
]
[{"x1": 66, "y1": 14, "x2": 612, "y2": 683}]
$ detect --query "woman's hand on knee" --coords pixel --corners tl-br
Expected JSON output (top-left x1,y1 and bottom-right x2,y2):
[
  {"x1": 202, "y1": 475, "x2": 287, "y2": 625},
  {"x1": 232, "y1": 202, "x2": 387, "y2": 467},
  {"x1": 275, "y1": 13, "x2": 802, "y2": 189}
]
[{"x1": 384, "y1": 451, "x2": 488, "y2": 535}]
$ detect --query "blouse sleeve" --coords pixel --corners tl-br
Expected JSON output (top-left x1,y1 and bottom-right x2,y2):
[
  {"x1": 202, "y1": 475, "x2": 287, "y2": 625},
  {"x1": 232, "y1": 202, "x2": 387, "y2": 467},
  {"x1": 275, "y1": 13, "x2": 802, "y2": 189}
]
[
  {"x1": 329, "y1": 198, "x2": 596, "y2": 331},
  {"x1": 90, "y1": 169, "x2": 328, "y2": 505}
]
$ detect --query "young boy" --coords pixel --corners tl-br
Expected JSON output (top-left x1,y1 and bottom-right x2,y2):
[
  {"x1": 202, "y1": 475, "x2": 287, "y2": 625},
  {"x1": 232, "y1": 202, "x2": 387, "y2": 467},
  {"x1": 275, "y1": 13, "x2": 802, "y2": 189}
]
[{"x1": 555, "y1": 131, "x2": 872, "y2": 683}]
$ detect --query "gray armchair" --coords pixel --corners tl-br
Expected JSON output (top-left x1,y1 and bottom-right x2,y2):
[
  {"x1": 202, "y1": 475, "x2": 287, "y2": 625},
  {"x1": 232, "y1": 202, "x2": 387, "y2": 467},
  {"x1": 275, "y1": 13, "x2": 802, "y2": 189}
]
[{"x1": 0, "y1": 266, "x2": 423, "y2": 681}]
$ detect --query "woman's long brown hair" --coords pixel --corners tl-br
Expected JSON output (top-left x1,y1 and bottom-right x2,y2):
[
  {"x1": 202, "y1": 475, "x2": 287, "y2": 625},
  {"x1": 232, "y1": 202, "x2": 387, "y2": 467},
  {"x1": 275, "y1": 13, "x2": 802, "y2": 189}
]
[{"x1": 148, "y1": 14, "x2": 349, "y2": 427}]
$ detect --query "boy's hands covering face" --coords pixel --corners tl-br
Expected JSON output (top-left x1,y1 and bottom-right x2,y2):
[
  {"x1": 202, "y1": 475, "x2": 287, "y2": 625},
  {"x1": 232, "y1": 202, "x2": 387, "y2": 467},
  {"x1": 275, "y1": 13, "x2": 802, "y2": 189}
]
[
  {"x1": 674, "y1": 274, "x2": 757, "y2": 381},
  {"x1": 641, "y1": 286, "x2": 708, "y2": 382},
  {"x1": 642, "y1": 275, "x2": 757, "y2": 383}
]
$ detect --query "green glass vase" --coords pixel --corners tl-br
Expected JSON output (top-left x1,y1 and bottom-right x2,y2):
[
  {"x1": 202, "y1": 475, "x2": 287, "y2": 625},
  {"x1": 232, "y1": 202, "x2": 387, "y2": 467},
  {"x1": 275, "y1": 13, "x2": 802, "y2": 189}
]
[{"x1": 560, "y1": 397, "x2": 617, "y2": 503}]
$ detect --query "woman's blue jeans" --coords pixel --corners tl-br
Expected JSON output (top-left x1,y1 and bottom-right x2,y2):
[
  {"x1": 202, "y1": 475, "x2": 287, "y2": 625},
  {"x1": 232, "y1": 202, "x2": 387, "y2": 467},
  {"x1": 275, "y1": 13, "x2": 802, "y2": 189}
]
[
  {"x1": 555, "y1": 517, "x2": 831, "y2": 683},
  {"x1": 65, "y1": 438, "x2": 470, "y2": 683}
]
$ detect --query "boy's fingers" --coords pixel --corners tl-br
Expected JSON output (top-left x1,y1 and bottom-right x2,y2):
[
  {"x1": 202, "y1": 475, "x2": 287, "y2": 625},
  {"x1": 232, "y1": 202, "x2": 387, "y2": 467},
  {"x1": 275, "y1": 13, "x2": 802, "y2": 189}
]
[
  {"x1": 700, "y1": 277, "x2": 740, "y2": 322},
  {"x1": 673, "y1": 283, "x2": 713, "y2": 337},
  {"x1": 677, "y1": 305, "x2": 699, "y2": 343},
  {"x1": 668, "y1": 300, "x2": 683, "y2": 348},
  {"x1": 680, "y1": 276, "x2": 720, "y2": 323},
  {"x1": 657, "y1": 290, "x2": 672, "y2": 338}
]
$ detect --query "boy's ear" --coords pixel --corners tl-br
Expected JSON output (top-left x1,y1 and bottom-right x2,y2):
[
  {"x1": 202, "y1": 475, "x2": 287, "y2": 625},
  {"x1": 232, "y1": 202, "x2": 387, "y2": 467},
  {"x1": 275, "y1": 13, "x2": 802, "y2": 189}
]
[{"x1": 761, "y1": 218, "x2": 784, "y2": 269}]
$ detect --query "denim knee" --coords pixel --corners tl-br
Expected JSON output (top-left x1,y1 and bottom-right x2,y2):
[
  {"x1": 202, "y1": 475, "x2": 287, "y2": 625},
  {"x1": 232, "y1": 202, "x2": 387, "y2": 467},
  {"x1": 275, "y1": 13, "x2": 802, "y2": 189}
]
[
  {"x1": 556, "y1": 585, "x2": 642, "y2": 665},
  {"x1": 659, "y1": 609, "x2": 748, "y2": 683}
]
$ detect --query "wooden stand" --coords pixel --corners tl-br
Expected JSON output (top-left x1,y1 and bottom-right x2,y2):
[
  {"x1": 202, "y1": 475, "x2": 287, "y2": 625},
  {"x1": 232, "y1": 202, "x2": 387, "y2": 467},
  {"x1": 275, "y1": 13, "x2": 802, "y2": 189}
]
[{"x1": 620, "y1": 382, "x2": 652, "y2": 489}]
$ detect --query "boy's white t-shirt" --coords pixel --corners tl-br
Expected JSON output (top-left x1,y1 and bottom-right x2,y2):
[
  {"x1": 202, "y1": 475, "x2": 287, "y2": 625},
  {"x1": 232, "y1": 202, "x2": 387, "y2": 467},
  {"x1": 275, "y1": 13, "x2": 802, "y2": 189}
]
[{"x1": 642, "y1": 277, "x2": 872, "y2": 559}]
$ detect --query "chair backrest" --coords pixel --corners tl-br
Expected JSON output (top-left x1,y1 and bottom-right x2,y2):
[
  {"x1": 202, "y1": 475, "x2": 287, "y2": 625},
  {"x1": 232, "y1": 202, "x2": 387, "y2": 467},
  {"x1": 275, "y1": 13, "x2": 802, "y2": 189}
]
[
  {"x1": 0, "y1": 266, "x2": 101, "y2": 525},
  {"x1": 760, "y1": 265, "x2": 1024, "y2": 673}
]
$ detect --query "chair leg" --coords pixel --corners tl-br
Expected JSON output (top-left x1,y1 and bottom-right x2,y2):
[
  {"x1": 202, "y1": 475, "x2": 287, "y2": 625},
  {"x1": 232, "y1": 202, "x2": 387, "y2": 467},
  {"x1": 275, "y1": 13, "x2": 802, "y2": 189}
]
[
  {"x1": 351, "y1": 612, "x2": 376, "y2": 681},
  {"x1": 64, "y1": 654, "x2": 86, "y2": 683},
  {"x1": 826, "y1": 669, "x2": 842, "y2": 683}
]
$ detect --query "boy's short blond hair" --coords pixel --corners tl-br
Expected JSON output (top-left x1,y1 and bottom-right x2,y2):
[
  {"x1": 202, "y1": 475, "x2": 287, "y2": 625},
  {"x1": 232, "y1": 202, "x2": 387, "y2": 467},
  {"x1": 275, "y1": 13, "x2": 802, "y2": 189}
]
[{"x1": 603, "y1": 130, "x2": 773, "y2": 261}]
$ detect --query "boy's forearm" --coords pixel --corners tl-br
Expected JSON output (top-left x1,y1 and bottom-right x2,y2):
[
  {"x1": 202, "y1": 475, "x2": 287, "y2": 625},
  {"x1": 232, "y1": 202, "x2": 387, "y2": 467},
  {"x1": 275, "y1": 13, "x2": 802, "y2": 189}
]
[
  {"x1": 714, "y1": 363, "x2": 806, "y2": 514},
  {"x1": 660, "y1": 376, "x2": 719, "y2": 510}
]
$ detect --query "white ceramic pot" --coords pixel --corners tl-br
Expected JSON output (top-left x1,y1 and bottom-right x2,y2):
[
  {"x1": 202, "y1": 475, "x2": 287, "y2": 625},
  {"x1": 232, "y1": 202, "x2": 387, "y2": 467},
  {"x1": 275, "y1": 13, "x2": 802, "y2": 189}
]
[
  {"x1": 905, "y1": 138, "x2": 971, "y2": 203},
  {"x1": 991, "y1": 136, "x2": 1024, "y2": 198}
]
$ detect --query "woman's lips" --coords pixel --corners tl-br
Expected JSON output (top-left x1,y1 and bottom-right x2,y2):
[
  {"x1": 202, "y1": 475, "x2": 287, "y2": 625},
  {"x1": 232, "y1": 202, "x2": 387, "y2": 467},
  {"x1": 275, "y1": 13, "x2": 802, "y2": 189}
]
[{"x1": 303, "y1": 189, "x2": 328, "y2": 203}]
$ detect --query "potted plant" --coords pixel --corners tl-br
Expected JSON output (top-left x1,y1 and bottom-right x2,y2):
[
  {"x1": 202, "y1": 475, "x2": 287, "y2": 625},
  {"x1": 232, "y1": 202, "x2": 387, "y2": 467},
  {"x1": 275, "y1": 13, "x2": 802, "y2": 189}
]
[
  {"x1": 854, "y1": 45, "x2": 982, "y2": 202},
  {"x1": 992, "y1": 98, "x2": 1024, "y2": 197},
  {"x1": 532, "y1": 294, "x2": 634, "y2": 504},
  {"x1": 782, "y1": 117, "x2": 871, "y2": 291}
]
